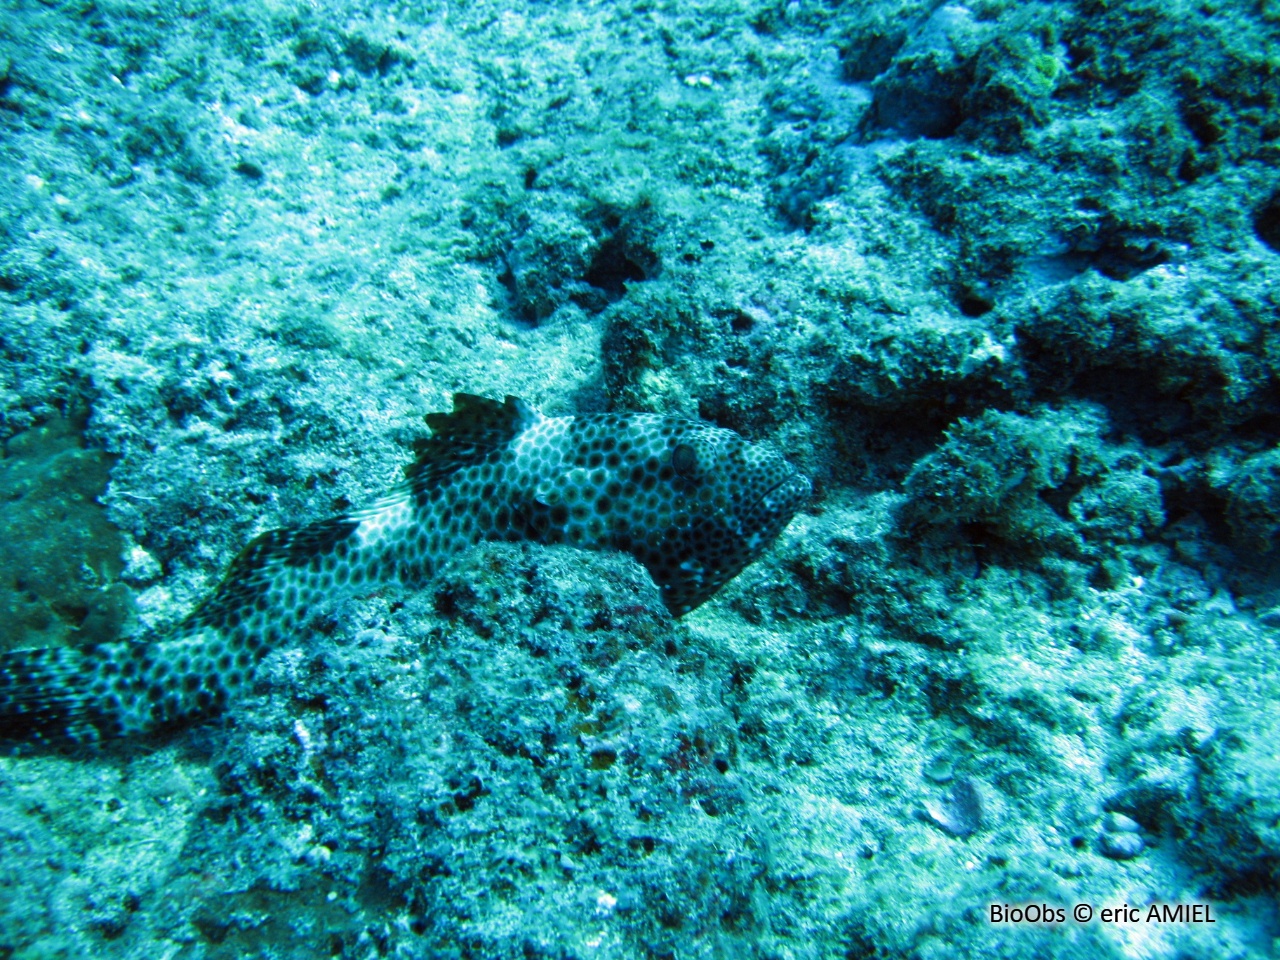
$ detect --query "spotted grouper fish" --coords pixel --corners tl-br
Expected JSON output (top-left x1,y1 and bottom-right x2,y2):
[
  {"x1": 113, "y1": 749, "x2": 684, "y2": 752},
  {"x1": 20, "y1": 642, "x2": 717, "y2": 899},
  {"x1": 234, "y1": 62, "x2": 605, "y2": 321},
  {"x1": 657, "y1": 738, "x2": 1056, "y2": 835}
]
[{"x1": 0, "y1": 394, "x2": 809, "y2": 746}]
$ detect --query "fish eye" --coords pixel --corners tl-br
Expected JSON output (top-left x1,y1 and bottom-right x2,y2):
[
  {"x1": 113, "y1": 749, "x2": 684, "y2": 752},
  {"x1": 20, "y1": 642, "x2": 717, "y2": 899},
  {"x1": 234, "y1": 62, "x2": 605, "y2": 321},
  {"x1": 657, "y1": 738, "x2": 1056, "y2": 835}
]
[{"x1": 671, "y1": 443, "x2": 699, "y2": 479}]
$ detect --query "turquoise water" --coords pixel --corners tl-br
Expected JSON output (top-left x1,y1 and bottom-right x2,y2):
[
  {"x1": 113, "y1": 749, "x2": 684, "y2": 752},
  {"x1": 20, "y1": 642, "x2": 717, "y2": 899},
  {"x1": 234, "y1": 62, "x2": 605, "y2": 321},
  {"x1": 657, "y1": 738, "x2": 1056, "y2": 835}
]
[{"x1": 1, "y1": 0, "x2": 1278, "y2": 956}]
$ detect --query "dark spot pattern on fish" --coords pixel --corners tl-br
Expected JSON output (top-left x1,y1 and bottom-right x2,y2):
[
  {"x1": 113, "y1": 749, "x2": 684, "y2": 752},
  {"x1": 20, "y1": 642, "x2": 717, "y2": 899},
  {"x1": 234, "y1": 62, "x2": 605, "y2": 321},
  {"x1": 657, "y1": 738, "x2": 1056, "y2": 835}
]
[{"x1": 0, "y1": 394, "x2": 809, "y2": 747}]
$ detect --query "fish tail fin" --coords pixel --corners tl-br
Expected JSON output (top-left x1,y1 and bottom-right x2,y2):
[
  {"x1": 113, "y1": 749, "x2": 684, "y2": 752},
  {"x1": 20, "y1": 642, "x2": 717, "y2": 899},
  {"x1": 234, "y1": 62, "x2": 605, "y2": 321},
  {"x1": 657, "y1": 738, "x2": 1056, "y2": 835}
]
[{"x1": 0, "y1": 644, "x2": 128, "y2": 746}]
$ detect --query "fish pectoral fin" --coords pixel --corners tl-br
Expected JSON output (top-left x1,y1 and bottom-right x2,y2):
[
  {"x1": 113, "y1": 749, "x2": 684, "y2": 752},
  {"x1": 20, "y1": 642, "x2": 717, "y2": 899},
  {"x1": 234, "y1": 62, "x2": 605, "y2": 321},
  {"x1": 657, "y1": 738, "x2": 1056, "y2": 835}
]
[
  {"x1": 535, "y1": 467, "x2": 589, "y2": 508},
  {"x1": 534, "y1": 479, "x2": 557, "y2": 507}
]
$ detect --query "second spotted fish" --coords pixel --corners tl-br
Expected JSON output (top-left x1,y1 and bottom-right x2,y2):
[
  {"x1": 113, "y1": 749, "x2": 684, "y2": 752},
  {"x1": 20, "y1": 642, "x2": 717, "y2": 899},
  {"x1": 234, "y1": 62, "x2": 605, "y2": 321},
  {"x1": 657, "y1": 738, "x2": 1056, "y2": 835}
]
[{"x1": 0, "y1": 394, "x2": 810, "y2": 746}]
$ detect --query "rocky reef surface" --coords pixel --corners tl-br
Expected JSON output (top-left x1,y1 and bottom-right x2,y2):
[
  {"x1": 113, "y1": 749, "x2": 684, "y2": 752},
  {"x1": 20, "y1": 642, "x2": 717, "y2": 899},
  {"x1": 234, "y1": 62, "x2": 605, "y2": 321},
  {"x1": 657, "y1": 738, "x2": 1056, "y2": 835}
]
[{"x1": 1, "y1": 0, "x2": 1278, "y2": 957}]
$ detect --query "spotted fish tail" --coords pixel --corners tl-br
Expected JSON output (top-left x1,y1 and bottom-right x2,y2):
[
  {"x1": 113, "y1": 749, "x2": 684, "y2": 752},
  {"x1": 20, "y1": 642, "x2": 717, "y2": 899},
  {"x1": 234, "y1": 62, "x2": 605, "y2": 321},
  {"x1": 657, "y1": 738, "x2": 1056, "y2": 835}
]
[{"x1": 0, "y1": 514, "x2": 378, "y2": 747}]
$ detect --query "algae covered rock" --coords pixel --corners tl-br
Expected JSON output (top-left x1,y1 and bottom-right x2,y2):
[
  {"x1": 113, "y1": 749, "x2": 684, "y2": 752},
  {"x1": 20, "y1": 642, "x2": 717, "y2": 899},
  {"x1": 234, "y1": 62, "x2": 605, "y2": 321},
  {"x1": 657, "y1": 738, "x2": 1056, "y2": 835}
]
[
  {"x1": 0, "y1": 415, "x2": 134, "y2": 651},
  {"x1": 181, "y1": 543, "x2": 768, "y2": 958},
  {"x1": 1214, "y1": 446, "x2": 1280, "y2": 554},
  {"x1": 1015, "y1": 272, "x2": 1274, "y2": 434},
  {"x1": 902, "y1": 407, "x2": 1058, "y2": 531},
  {"x1": 901, "y1": 403, "x2": 1165, "y2": 556}
]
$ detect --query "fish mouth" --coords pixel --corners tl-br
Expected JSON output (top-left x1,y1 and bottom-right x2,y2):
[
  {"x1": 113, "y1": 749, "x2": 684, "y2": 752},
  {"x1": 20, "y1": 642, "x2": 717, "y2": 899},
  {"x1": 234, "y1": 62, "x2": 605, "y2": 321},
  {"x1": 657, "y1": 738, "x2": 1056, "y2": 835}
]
[{"x1": 756, "y1": 471, "x2": 812, "y2": 515}]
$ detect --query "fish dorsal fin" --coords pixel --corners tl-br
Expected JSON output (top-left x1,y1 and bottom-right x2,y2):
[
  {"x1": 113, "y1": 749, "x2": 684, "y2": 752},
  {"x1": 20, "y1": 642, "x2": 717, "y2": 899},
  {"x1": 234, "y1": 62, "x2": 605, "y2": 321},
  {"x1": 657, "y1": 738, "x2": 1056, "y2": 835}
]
[{"x1": 406, "y1": 393, "x2": 537, "y2": 486}]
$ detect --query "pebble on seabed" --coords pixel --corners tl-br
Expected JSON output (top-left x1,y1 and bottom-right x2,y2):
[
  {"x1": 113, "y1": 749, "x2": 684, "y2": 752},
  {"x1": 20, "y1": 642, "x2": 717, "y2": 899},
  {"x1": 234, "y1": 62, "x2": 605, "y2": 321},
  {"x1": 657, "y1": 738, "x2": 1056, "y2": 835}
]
[
  {"x1": 1100, "y1": 830, "x2": 1145, "y2": 860},
  {"x1": 924, "y1": 777, "x2": 983, "y2": 838},
  {"x1": 1104, "y1": 812, "x2": 1141, "y2": 834}
]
